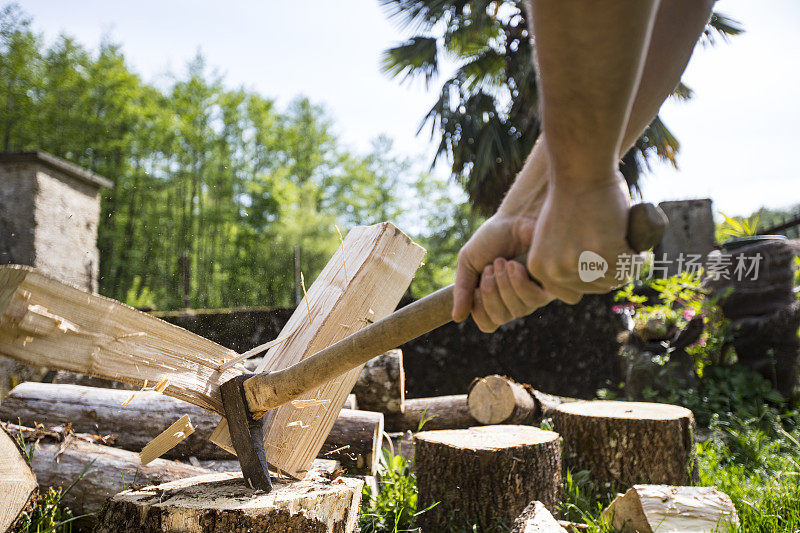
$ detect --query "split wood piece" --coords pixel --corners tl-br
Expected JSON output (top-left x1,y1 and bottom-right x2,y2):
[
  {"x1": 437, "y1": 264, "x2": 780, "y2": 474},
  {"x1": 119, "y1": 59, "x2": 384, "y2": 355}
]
[
  {"x1": 319, "y1": 409, "x2": 383, "y2": 476},
  {"x1": 95, "y1": 470, "x2": 364, "y2": 533},
  {"x1": 0, "y1": 382, "x2": 231, "y2": 459},
  {"x1": 1, "y1": 383, "x2": 382, "y2": 473},
  {"x1": 468, "y1": 375, "x2": 573, "y2": 425},
  {"x1": 0, "y1": 265, "x2": 243, "y2": 413},
  {"x1": 0, "y1": 425, "x2": 37, "y2": 532},
  {"x1": 139, "y1": 414, "x2": 194, "y2": 465},
  {"x1": 511, "y1": 501, "x2": 568, "y2": 533},
  {"x1": 352, "y1": 349, "x2": 405, "y2": 413},
  {"x1": 553, "y1": 401, "x2": 696, "y2": 490},
  {"x1": 50, "y1": 370, "x2": 137, "y2": 390},
  {"x1": 384, "y1": 394, "x2": 476, "y2": 432},
  {"x1": 211, "y1": 222, "x2": 425, "y2": 478},
  {"x1": 6, "y1": 424, "x2": 208, "y2": 515},
  {"x1": 601, "y1": 485, "x2": 739, "y2": 532},
  {"x1": 415, "y1": 425, "x2": 561, "y2": 531}
]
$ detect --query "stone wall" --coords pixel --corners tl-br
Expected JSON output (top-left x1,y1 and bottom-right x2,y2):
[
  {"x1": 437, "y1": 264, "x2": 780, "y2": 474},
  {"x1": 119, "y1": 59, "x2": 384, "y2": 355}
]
[
  {"x1": 0, "y1": 162, "x2": 37, "y2": 267},
  {"x1": 654, "y1": 199, "x2": 716, "y2": 275},
  {"x1": 33, "y1": 167, "x2": 103, "y2": 292},
  {"x1": 0, "y1": 152, "x2": 111, "y2": 293},
  {"x1": 157, "y1": 294, "x2": 626, "y2": 400}
]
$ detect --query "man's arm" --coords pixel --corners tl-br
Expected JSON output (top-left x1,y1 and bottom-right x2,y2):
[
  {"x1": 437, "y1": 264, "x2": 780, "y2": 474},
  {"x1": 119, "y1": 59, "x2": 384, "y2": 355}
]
[{"x1": 454, "y1": 0, "x2": 715, "y2": 331}]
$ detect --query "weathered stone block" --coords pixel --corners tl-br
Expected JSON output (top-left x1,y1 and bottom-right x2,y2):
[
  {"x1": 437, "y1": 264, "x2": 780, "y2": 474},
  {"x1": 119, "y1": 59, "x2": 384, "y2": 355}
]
[{"x1": 0, "y1": 151, "x2": 112, "y2": 293}]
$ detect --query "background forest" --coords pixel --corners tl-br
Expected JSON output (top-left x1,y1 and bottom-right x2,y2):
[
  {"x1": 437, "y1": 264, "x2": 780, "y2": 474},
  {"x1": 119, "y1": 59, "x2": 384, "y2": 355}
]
[{"x1": 0, "y1": 4, "x2": 475, "y2": 309}]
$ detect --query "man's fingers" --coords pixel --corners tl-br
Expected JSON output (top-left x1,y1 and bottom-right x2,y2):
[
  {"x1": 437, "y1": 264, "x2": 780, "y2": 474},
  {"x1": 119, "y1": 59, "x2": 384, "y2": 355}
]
[
  {"x1": 505, "y1": 260, "x2": 552, "y2": 309},
  {"x1": 472, "y1": 290, "x2": 500, "y2": 333},
  {"x1": 480, "y1": 264, "x2": 514, "y2": 326},
  {"x1": 453, "y1": 255, "x2": 479, "y2": 322},
  {"x1": 493, "y1": 258, "x2": 533, "y2": 317}
]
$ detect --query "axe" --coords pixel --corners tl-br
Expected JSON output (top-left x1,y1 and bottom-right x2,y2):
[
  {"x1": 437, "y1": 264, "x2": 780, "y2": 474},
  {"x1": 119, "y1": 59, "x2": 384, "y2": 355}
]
[{"x1": 220, "y1": 202, "x2": 668, "y2": 491}]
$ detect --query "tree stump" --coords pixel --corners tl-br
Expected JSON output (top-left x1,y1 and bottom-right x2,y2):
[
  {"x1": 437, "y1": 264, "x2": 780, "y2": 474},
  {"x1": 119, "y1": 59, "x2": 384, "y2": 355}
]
[
  {"x1": 0, "y1": 425, "x2": 37, "y2": 532},
  {"x1": 415, "y1": 425, "x2": 561, "y2": 531},
  {"x1": 553, "y1": 401, "x2": 695, "y2": 489},
  {"x1": 95, "y1": 469, "x2": 363, "y2": 533}
]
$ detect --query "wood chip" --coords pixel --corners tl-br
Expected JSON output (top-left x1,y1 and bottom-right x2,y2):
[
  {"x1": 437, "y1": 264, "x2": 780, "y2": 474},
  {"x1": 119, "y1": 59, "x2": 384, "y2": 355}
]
[
  {"x1": 139, "y1": 415, "x2": 194, "y2": 466},
  {"x1": 291, "y1": 398, "x2": 331, "y2": 409}
]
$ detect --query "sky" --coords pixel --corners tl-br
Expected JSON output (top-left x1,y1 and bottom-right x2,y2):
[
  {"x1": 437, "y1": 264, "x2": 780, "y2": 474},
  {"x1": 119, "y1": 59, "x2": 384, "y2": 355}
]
[{"x1": 20, "y1": 0, "x2": 800, "y2": 218}]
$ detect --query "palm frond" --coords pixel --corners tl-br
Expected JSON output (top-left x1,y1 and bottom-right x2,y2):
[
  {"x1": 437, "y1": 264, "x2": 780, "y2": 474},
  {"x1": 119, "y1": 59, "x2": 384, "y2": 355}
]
[
  {"x1": 702, "y1": 11, "x2": 744, "y2": 45},
  {"x1": 379, "y1": 0, "x2": 463, "y2": 32},
  {"x1": 456, "y1": 49, "x2": 506, "y2": 91},
  {"x1": 670, "y1": 81, "x2": 693, "y2": 102},
  {"x1": 381, "y1": 37, "x2": 440, "y2": 86},
  {"x1": 443, "y1": 13, "x2": 502, "y2": 57}
]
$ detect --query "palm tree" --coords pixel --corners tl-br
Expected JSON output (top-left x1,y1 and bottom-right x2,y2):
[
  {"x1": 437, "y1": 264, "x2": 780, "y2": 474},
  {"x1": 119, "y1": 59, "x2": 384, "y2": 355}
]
[{"x1": 380, "y1": 0, "x2": 742, "y2": 215}]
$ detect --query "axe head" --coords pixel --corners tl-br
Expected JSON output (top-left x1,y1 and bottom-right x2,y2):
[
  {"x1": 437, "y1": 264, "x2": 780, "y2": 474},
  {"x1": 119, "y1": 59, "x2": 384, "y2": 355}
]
[{"x1": 220, "y1": 373, "x2": 273, "y2": 492}]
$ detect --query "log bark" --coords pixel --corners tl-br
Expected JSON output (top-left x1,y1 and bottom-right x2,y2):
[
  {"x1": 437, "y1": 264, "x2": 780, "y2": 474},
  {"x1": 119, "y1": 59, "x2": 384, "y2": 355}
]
[
  {"x1": 1, "y1": 383, "x2": 383, "y2": 474},
  {"x1": 352, "y1": 349, "x2": 404, "y2": 413},
  {"x1": 384, "y1": 394, "x2": 476, "y2": 432},
  {"x1": 468, "y1": 375, "x2": 575, "y2": 426},
  {"x1": 95, "y1": 470, "x2": 363, "y2": 533},
  {"x1": 511, "y1": 501, "x2": 567, "y2": 533},
  {"x1": 601, "y1": 485, "x2": 739, "y2": 532},
  {"x1": 0, "y1": 425, "x2": 37, "y2": 532},
  {"x1": 319, "y1": 409, "x2": 383, "y2": 476},
  {"x1": 5, "y1": 423, "x2": 208, "y2": 516},
  {"x1": 415, "y1": 425, "x2": 561, "y2": 531},
  {"x1": 210, "y1": 223, "x2": 425, "y2": 478},
  {"x1": 0, "y1": 382, "x2": 231, "y2": 459},
  {"x1": 553, "y1": 401, "x2": 696, "y2": 490}
]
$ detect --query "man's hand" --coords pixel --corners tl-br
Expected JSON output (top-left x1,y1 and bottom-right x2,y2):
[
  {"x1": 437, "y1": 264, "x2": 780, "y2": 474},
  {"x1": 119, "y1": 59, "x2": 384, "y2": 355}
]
[
  {"x1": 527, "y1": 171, "x2": 632, "y2": 304},
  {"x1": 453, "y1": 209, "x2": 551, "y2": 333}
]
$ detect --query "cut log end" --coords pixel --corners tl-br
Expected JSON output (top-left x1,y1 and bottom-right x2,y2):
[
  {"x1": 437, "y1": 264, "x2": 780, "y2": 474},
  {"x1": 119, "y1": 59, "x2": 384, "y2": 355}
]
[
  {"x1": 95, "y1": 470, "x2": 364, "y2": 533},
  {"x1": 556, "y1": 400, "x2": 693, "y2": 421},
  {"x1": 0, "y1": 426, "x2": 37, "y2": 533},
  {"x1": 468, "y1": 375, "x2": 536, "y2": 425}
]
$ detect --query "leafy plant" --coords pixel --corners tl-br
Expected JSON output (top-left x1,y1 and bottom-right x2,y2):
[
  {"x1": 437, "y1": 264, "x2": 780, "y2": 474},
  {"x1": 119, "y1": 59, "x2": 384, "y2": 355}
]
[
  {"x1": 717, "y1": 211, "x2": 760, "y2": 240},
  {"x1": 13, "y1": 435, "x2": 95, "y2": 533},
  {"x1": 360, "y1": 447, "x2": 436, "y2": 532}
]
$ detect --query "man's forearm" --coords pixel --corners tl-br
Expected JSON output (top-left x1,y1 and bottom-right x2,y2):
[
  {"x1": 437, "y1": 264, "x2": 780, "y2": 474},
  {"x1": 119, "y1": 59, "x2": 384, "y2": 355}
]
[{"x1": 532, "y1": 0, "x2": 660, "y2": 186}]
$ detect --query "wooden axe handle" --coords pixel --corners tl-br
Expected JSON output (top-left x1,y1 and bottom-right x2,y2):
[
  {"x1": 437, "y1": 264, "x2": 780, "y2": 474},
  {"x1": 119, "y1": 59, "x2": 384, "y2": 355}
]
[{"x1": 242, "y1": 202, "x2": 667, "y2": 418}]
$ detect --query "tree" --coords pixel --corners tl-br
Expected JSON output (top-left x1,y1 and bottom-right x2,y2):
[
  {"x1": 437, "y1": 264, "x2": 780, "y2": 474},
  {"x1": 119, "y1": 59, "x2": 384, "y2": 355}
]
[{"x1": 380, "y1": 0, "x2": 743, "y2": 214}]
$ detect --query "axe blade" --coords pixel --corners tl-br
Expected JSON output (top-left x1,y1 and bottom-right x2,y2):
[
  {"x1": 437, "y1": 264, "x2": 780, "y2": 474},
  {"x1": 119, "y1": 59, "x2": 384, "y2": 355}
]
[{"x1": 220, "y1": 373, "x2": 273, "y2": 492}]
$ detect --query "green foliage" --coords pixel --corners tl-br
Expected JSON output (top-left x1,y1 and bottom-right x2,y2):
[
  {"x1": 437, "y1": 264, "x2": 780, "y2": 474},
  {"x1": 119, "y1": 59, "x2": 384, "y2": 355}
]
[
  {"x1": 360, "y1": 447, "x2": 433, "y2": 533},
  {"x1": 0, "y1": 4, "x2": 466, "y2": 309},
  {"x1": 123, "y1": 276, "x2": 156, "y2": 310},
  {"x1": 380, "y1": 0, "x2": 742, "y2": 213},
  {"x1": 698, "y1": 414, "x2": 800, "y2": 532},
  {"x1": 717, "y1": 211, "x2": 760, "y2": 241},
  {"x1": 15, "y1": 487, "x2": 80, "y2": 533},
  {"x1": 559, "y1": 469, "x2": 613, "y2": 528}
]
